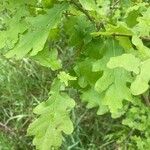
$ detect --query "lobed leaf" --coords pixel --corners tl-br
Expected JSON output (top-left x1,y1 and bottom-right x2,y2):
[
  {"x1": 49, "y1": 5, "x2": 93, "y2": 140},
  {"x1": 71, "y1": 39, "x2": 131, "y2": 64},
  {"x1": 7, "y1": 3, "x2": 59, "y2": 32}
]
[
  {"x1": 27, "y1": 79, "x2": 75, "y2": 150},
  {"x1": 131, "y1": 59, "x2": 150, "y2": 95},
  {"x1": 107, "y1": 54, "x2": 141, "y2": 74},
  {"x1": 5, "y1": 3, "x2": 68, "y2": 59}
]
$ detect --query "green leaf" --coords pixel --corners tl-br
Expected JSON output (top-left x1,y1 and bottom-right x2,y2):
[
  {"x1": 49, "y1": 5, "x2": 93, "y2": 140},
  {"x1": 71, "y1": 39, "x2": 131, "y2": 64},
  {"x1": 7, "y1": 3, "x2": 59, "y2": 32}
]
[
  {"x1": 0, "y1": 1, "x2": 28, "y2": 49},
  {"x1": 74, "y1": 59, "x2": 101, "y2": 88},
  {"x1": 78, "y1": 0, "x2": 97, "y2": 11},
  {"x1": 27, "y1": 79, "x2": 75, "y2": 150},
  {"x1": 131, "y1": 59, "x2": 150, "y2": 95},
  {"x1": 83, "y1": 39, "x2": 104, "y2": 59},
  {"x1": 132, "y1": 36, "x2": 150, "y2": 59},
  {"x1": 124, "y1": 3, "x2": 146, "y2": 28},
  {"x1": 81, "y1": 88, "x2": 108, "y2": 115},
  {"x1": 107, "y1": 54, "x2": 141, "y2": 74},
  {"x1": 79, "y1": 0, "x2": 110, "y2": 18},
  {"x1": 104, "y1": 70, "x2": 132, "y2": 114},
  {"x1": 5, "y1": 3, "x2": 68, "y2": 59},
  {"x1": 133, "y1": 7, "x2": 150, "y2": 36},
  {"x1": 42, "y1": 0, "x2": 56, "y2": 8},
  {"x1": 106, "y1": 53, "x2": 150, "y2": 95},
  {"x1": 93, "y1": 40, "x2": 133, "y2": 114},
  {"x1": 95, "y1": 68, "x2": 132, "y2": 114},
  {"x1": 64, "y1": 15, "x2": 94, "y2": 47},
  {"x1": 58, "y1": 71, "x2": 77, "y2": 86},
  {"x1": 33, "y1": 48, "x2": 62, "y2": 70}
]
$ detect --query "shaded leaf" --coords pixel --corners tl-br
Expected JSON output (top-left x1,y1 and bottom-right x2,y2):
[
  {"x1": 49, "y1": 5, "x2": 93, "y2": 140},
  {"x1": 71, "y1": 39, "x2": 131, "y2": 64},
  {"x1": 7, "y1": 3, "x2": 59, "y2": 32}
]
[{"x1": 33, "y1": 48, "x2": 62, "y2": 70}]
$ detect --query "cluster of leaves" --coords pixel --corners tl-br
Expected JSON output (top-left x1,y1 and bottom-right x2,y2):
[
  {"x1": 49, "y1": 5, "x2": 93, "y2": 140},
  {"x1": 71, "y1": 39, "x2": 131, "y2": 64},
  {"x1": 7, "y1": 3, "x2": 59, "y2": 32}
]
[{"x1": 0, "y1": 0, "x2": 150, "y2": 149}]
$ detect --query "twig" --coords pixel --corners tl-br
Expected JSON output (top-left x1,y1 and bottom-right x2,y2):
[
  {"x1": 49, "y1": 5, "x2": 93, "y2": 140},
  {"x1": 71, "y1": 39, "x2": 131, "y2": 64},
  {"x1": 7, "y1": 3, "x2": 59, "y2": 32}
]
[
  {"x1": 110, "y1": 0, "x2": 120, "y2": 10},
  {"x1": 112, "y1": 33, "x2": 150, "y2": 42},
  {"x1": 142, "y1": 95, "x2": 150, "y2": 107},
  {"x1": 140, "y1": 36, "x2": 150, "y2": 42},
  {"x1": 99, "y1": 140, "x2": 115, "y2": 149},
  {"x1": 69, "y1": 0, "x2": 95, "y2": 23},
  {"x1": 93, "y1": 32, "x2": 150, "y2": 42},
  {"x1": 0, "y1": 122, "x2": 16, "y2": 136}
]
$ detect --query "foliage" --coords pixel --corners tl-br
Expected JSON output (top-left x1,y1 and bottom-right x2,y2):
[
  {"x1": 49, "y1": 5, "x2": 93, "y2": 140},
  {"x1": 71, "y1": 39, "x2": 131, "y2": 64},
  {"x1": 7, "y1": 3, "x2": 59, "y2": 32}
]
[
  {"x1": 0, "y1": 0, "x2": 150, "y2": 149},
  {"x1": 27, "y1": 79, "x2": 75, "y2": 150}
]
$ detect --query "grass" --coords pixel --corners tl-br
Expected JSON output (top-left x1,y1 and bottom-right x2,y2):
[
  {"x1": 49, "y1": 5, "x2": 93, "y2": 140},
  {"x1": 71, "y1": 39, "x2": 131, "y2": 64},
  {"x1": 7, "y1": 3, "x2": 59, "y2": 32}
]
[
  {"x1": 0, "y1": 56, "x2": 52, "y2": 149},
  {"x1": 0, "y1": 55, "x2": 130, "y2": 150}
]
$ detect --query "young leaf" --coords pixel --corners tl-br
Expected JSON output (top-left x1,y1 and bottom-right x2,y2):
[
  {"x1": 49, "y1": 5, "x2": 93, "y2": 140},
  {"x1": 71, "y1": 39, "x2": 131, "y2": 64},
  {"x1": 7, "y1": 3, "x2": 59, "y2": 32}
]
[
  {"x1": 27, "y1": 79, "x2": 75, "y2": 150},
  {"x1": 131, "y1": 59, "x2": 150, "y2": 95},
  {"x1": 107, "y1": 54, "x2": 141, "y2": 74},
  {"x1": 107, "y1": 54, "x2": 150, "y2": 95},
  {"x1": 58, "y1": 71, "x2": 77, "y2": 86},
  {"x1": 93, "y1": 40, "x2": 133, "y2": 114},
  {"x1": 78, "y1": 0, "x2": 97, "y2": 11},
  {"x1": 132, "y1": 36, "x2": 150, "y2": 59},
  {"x1": 95, "y1": 68, "x2": 132, "y2": 114}
]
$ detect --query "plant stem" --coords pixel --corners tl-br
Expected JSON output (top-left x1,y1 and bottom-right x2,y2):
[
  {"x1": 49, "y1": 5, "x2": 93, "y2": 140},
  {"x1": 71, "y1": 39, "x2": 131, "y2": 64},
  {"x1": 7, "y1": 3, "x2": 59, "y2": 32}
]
[
  {"x1": 69, "y1": 0, "x2": 95, "y2": 23},
  {"x1": 93, "y1": 32, "x2": 150, "y2": 42},
  {"x1": 142, "y1": 94, "x2": 150, "y2": 107},
  {"x1": 112, "y1": 33, "x2": 150, "y2": 41}
]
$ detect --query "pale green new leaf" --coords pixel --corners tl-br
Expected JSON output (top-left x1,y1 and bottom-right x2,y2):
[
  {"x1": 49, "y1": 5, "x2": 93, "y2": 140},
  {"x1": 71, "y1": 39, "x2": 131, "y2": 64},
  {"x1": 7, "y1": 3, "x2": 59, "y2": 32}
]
[
  {"x1": 131, "y1": 59, "x2": 150, "y2": 95},
  {"x1": 93, "y1": 56, "x2": 114, "y2": 93},
  {"x1": 107, "y1": 54, "x2": 150, "y2": 95},
  {"x1": 107, "y1": 54, "x2": 141, "y2": 74},
  {"x1": 27, "y1": 79, "x2": 75, "y2": 150},
  {"x1": 93, "y1": 40, "x2": 133, "y2": 114},
  {"x1": 102, "y1": 70, "x2": 132, "y2": 114},
  {"x1": 133, "y1": 7, "x2": 150, "y2": 36},
  {"x1": 78, "y1": 0, "x2": 110, "y2": 18},
  {"x1": 132, "y1": 36, "x2": 150, "y2": 59},
  {"x1": 78, "y1": 0, "x2": 97, "y2": 11},
  {"x1": 58, "y1": 71, "x2": 77, "y2": 86},
  {"x1": 95, "y1": 68, "x2": 132, "y2": 114},
  {"x1": 96, "y1": 0, "x2": 110, "y2": 15}
]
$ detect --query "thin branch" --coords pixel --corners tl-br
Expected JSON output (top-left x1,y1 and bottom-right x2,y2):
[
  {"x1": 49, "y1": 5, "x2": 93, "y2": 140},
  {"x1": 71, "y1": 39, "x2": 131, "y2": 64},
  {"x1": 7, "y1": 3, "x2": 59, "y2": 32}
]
[
  {"x1": 63, "y1": 12, "x2": 77, "y2": 17},
  {"x1": 111, "y1": 33, "x2": 132, "y2": 37},
  {"x1": 142, "y1": 94, "x2": 150, "y2": 107},
  {"x1": 110, "y1": 0, "x2": 120, "y2": 10},
  {"x1": 68, "y1": 0, "x2": 150, "y2": 42},
  {"x1": 69, "y1": 0, "x2": 105, "y2": 30},
  {"x1": 140, "y1": 36, "x2": 150, "y2": 42},
  {"x1": 69, "y1": 0, "x2": 95, "y2": 23},
  {"x1": 112, "y1": 33, "x2": 150, "y2": 42},
  {"x1": 94, "y1": 32, "x2": 150, "y2": 42}
]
